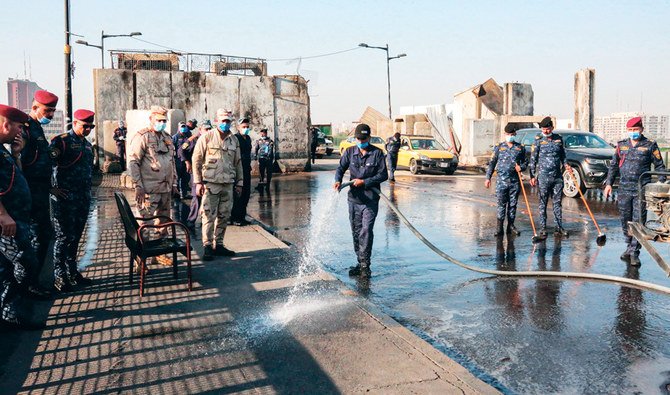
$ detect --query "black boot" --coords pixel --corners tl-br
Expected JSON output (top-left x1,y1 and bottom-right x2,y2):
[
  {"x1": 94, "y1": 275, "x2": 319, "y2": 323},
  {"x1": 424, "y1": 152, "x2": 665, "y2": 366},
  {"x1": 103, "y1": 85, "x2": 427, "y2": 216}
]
[
  {"x1": 538, "y1": 228, "x2": 548, "y2": 238},
  {"x1": 620, "y1": 250, "x2": 631, "y2": 263},
  {"x1": 554, "y1": 227, "x2": 569, "y2": 237},
  {"x1": 494, "y1": 220, "x2": 505, "y2": 236},
  {"x1": 629, "y1": 254, "x2": 641, "y2": 267},
  {"x1": 348, "y1": 264, "x2": 362, "y2": 276},
  {"x1": 506, "y1": 222, "x2": 520, "y2": 236},
  {"x1": 214, "y1": 245, "x2": 236, "y2": 256},
  {"x1": 202, "y1": 246, "x2": 214, "y2": 261}
]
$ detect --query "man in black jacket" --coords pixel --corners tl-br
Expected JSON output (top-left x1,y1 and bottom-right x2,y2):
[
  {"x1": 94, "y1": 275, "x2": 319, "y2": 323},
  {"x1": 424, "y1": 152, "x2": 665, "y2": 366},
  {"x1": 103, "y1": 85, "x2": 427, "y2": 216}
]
[
  {"x1": 231, "y1": 117, "x2": 252, "y2": 226},
  {"x1": 334, "y1": 124, "x2": 388, "y2": 278}
]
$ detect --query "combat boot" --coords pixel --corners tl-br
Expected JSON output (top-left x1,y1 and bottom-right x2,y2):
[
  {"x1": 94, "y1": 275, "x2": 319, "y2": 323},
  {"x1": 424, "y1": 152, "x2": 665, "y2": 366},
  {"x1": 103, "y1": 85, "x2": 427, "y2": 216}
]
[
  {"x1": 348, "y1": 264, "x2": 362, "y2": 276},
  {"x1": 506, "y1": 222, "x2": 521, "y2": 236},
  {"x1": 54, "y1": 277, "x2": 74, "y2": 293},
  {"x1": 620, "y1": 251, "x2": 631, "y2": 263},
  {"x1": 202, "y1": 246, "x2": 214, "y2": 261},
  {"x1": 494, "y1": 220, "x2": 505, "y2": 236},
  {"x1": 629, "y1": 254, "x2": 641, "y2": 267},
  {"x1": 214, "y1": 245, "x2": 236, "y2": 257},
  {"x1": 538, "y1": 228, "x2": 548, "y2": 238},
  {"x1": 554, "y1": 228, "x2": 569, "y2": 237},
  {"x1": 25, "y1": 285, "x2": 54, "y2": 301},
  {"x1": 72, "y1": 272, "x2": 93, "y2": 286}
]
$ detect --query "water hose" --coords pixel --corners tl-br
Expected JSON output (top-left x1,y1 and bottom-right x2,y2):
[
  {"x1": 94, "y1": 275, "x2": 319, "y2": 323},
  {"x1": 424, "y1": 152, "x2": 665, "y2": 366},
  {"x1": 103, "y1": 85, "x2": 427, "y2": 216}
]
[{"x1": 339, "y1": 182, "x2": 670, "y2": 295}]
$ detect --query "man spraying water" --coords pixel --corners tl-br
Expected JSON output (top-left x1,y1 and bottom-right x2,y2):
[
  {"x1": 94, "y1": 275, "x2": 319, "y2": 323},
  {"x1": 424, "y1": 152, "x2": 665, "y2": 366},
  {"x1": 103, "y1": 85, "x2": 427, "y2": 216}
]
[{"x1": 334, "y1": 124, "x2": 388, "y2": 278}]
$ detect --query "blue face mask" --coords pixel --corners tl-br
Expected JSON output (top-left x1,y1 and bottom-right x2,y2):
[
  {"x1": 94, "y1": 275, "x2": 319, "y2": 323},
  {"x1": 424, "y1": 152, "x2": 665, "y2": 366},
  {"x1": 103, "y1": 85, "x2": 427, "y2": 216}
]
[
  {"x1": 357, "y1": 141, "x2": 370, "y2": 149},
  {"x1": 629, "y1": 132, "x2": 641, "y2": 140},
  {"x1": 39, "y1": 117, "x2": 51, "y2": 125},
  {"x1": 219, "y1": 122, "x2": 231, "y2": 132},
  {"x1": 154, "y1": 122, "x2": 166, "y2": 132},
  {"x1": 505, "y1": 135, "x2": 515, "y2": 143},
  {"x1": 243, "y1": 128, "x2": 251, "y2": 135},
  {"x1": 180, "y1": 126, "x2": 188, "y2": 133}
]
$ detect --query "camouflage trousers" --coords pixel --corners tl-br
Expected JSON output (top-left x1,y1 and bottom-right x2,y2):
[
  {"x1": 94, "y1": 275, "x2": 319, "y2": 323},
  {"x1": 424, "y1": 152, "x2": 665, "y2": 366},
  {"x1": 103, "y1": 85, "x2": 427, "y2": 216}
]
[
  {"x1": 495, "y1": 179, "x2": 520, "y2": 223},
  {"x1": 52, "y1": 193, "x2": 91, "y2": 284},
  {"x1": 538, "y1": 178, "x2": 564, "y2": 229},
  {"x1": 201, "y1": 183, "x2": 233, "y2": 247},
  {"x1": 618, "y1": 189, "x2": 646, "y2": 256},
  {"x1": 137, "y1": 192, "x2": 171, "y2": 237}
]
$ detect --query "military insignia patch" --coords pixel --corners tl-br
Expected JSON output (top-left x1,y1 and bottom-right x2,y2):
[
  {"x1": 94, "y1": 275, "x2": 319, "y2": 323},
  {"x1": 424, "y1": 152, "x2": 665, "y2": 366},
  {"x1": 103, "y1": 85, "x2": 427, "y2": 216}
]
[
  {"x1": 654, "y1": 149, "x2": 662, "y2": 160},
  {"x1": 182, "y1": 142, "x2": 189, "y2": 150},
  {"x1": 500, "y1": 147, "x2": 507, "y2": 151},
  {"x1": 49, "y1": 148, "x2": 60, "y2": 159},
  {"x1": 540, "y1": 141, "x2": 548, "y2": 145},
  {"x1": 620, "y1": 146, "x2": 629, "y2": 151}
]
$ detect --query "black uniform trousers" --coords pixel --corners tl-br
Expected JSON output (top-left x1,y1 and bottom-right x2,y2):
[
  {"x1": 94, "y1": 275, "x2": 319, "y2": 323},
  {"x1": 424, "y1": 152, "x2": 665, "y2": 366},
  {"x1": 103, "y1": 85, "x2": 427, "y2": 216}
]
[
  {"x1": 618, "y1": 189, "x2": 645, "y2": 255},
  {"x1": 52, "y1": 193, "x2": 91, "y2": 283},
  {"x1": 231, "y1": 162, "x2": 252, "y2": 222},
  {"x1": 175, "y1": 162, "x2": 190, "y2": 198},
  {"x1": 348, "y1": 200, "x2": 379, "y2": 267},
  {"x1": 259, "y1": 158, "x2": 273, "y2": 184},
  {"x1": 28, "y1": 180, "x2": 52, "y2": 280}
]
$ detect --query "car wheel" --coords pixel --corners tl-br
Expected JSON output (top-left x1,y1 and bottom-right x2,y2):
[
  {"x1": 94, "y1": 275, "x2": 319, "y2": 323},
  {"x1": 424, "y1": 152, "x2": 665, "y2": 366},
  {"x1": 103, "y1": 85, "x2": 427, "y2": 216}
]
[
  {"x1": 409, "y1": 159, "x2": 420, "y2": 174},
  {"x1": 316, "y1": 154, "x2": 324, "y2": 159},
  {"x1": 563, "y1": 167, "x2": 586, "y2": 198},
  {"x1": 443, "y1": 168, "x2": 455, "y2": 175}
]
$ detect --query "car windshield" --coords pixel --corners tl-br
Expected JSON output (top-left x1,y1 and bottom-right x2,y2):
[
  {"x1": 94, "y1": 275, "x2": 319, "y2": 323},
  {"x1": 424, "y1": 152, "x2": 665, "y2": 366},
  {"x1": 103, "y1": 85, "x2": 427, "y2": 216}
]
[
  {"x1": 561, "y1": 133, "x2": 610, "y2": 149},
  {"x1": 370, "y1": 137, "x2": 384, "y2": 144},
  {"x1": 410, "y1": 138, "x2": 444, "y2": 150}
]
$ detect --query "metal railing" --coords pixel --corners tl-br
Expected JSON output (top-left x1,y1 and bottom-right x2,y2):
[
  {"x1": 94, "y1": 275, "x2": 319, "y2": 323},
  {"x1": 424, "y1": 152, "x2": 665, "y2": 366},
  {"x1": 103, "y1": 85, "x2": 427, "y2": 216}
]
[{"x1": 110, "y1": 50, "x2": 267, "y2": 76}]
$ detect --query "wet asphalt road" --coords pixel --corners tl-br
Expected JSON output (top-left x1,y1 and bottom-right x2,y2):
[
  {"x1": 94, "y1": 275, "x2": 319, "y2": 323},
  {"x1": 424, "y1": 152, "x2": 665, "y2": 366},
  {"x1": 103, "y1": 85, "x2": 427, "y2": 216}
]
[{"x1": 245, "y1": 161, "x2": 670, "y2": 394}]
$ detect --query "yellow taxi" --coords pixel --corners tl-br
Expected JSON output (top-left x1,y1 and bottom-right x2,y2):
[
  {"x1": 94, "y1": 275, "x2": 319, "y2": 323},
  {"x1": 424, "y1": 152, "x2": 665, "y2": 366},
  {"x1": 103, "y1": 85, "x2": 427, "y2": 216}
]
[
  {"x1": 398, "y1": 135, "x2": 458, "y2": 175},
  {"x1": 339, "y1": 136, "x2": 387, "y2": 155}
]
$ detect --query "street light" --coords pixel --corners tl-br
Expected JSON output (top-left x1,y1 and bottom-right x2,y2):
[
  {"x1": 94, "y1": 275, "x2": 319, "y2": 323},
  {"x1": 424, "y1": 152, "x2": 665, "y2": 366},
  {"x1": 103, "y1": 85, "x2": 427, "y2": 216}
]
[
  {"x1": 359, "y1": 43, "x2": 407, "y2": 119},
  {"x1": 76, "y1": 31, "x2": 141, "y2": 68}
]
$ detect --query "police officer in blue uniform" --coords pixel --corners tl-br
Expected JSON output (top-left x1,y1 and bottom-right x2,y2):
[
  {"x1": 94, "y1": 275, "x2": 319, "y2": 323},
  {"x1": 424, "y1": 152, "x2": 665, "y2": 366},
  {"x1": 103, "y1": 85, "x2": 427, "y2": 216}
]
[
  {"x1": 184, "y1": 120, "x2": 211, "y2": 233},
  {"x1": 0, "y1": 104, "x2": 46, "y2": 329},
  {"x1": 529, "y1": 117, "x2": 570, "y2": 238},
  {"x1": 113, "y1": 120, "x2": 127, "y2": 169},
  {"x1": 485, "y1": 124, "x2": 528, "y2": 236},
  {"x1": 254, "y1": 128, "x2": 274, "y2": 190},
  {"x1": 334, "y1": 123, "x2": 388, "y2": 278},
  {"x1": 173, "y1": 122, "x2": 192, "y2": 199},
  {"x1": 22, "y1": 90, "x2": 58, "y2": 290},
  {"x1": 49, "y1": 109, "x2": 95, "y2": 292},
  {"x1": 385, "y1": 132, "x2": 401, "y2": 182},
  {"x1": 604, "y1": 116, "x2": 666, "y2": 267}
]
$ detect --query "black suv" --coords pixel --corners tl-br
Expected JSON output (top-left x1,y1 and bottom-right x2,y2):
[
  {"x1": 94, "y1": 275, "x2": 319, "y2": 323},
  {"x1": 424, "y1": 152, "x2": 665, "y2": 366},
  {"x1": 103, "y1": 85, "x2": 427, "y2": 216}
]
[{"x1": 515, "y1": 128, "x2": 615, "y2": 197}]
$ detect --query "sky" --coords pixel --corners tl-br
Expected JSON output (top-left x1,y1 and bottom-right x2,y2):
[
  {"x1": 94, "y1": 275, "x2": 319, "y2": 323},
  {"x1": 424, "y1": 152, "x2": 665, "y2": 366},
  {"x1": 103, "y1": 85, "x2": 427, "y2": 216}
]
[{"x1": 1, "y1": 0, "x2": 668, "y2": 126}]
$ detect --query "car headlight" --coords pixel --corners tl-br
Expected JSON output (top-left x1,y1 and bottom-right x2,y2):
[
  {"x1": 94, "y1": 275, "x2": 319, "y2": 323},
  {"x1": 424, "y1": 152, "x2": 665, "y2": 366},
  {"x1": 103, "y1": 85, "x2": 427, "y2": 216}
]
[
  {"x1": 419, "y1": 155, "x2": 430, "y2": 161},
  {"x1": 585, "y1": 158, "x2": 607, "y2": 165}
]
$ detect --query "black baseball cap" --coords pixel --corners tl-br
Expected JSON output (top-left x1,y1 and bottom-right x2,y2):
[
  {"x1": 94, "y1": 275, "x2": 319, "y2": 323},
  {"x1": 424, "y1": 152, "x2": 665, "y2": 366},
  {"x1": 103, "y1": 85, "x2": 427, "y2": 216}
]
[{"x1": 354, "y1": 123, "x2": 371, "y2": 139}]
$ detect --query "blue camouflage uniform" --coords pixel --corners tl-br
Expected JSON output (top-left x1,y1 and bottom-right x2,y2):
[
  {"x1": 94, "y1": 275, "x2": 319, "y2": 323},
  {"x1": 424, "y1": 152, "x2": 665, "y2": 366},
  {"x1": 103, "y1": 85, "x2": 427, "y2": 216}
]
[
  {"x1": 254, "y1": 136, "x2": 274, "y2": 185},
  {"x1": 0, "y1": 145, "x2": 38, "y2": 322},
  {"x1": 173, "y1": 130, "x2": 192, "y2": 198},
  {"x1": 180, "y1": 134, "x2": 200, "y2": 228},
  {"x1": 606, "y1": 135, "x2": 666, "y2": 256},
  {"x1": 385, "y1": 135, "x2": 401, "y2": 181},
  {"x1": 486, "y1": 141, "x2": 528, "y2": 224},
  {"x1": 20, "y1": 117, "x2": 54, "y2": 279},
  {"x1": 49, "y1": 131, "x2": 94, "y2": 287},
  {"x1": 335, "y1": 145, "x2": 388, "y2": 268},
  {"x1": 530, "y1": 133, "x2": 567, "y2": 230}
]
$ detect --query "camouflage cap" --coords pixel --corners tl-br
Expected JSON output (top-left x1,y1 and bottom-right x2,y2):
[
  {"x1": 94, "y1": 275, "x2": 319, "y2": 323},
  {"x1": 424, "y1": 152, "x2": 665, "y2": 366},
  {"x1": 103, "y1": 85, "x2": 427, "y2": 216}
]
[{"x1": 150, "y1": 105, "x2": 168, "y2": 120}]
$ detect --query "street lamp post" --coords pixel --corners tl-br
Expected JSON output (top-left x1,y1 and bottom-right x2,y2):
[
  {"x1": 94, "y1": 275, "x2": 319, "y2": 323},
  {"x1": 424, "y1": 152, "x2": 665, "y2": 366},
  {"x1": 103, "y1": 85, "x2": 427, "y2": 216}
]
[
  {"x1": 359, "y1": 43, "x2": 406, "y2": 119},
  {"x1": 76, "y1": 31, "x2": 141, "y2": 68}
]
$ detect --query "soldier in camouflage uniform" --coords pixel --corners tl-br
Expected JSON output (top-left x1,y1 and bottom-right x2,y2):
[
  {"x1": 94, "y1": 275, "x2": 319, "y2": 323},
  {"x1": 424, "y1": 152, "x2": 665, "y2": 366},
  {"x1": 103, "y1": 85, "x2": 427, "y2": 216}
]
[
  {"x1": 127, "y1": 106, "x2": 177, "y2": 266},
  {"x1": 22, "y1": 90, "x2": 58, "y2": 291},
  {"x1": 529, "y1": 117, "x2": 570, "y2": 238},
  {"x1": 604, "y1": 116, "x2": 666, "y2": 267},
  {"x1": 49, "y1": 109, "x2": 95, "y2": 292},
  {"x1": 0, "y1": 104, "x2": 46, "y2": 329},
  {"x1": 485, "y1": 124, "x2": 528, "y2": 236}
]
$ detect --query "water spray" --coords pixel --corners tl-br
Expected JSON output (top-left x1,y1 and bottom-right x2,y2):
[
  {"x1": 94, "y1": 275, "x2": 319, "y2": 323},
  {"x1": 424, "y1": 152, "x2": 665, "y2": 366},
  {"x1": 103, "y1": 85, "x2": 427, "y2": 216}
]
[{"x1": 337, "y1": 182, "x2": 670, "y2": 295}]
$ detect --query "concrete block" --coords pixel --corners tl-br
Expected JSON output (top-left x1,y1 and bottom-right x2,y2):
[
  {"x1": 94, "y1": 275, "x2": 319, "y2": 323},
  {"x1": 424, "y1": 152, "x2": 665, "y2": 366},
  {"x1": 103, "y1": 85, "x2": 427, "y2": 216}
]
[
  {"x1": 574, "y1": 68, "x2": 595, "y2": 132},
  {"x1": 376, "y1": 120, "x2": 394, "y2": 139},
  {"x1": 273, "y1": 76, "x2": 310, "y2": 171},
  {"x1": 135, "y1": 70, "x2": 172, "y2": 110},
  {"x1": 204, "y1": 74, "x2": 240, "y2": 120},
  {"x1": 240, "y1": 76, "x2": 275, "y2": 143},
  {"x1": 413, "y1": 121, "x2": 432, "y2": 136},
  {"x1": 171, "y1": 71, "x2": 208, "y2": 121},
  {"x1": 101, "y1": 120, "x2": 123, "y2": 174},
  {"x1": 503, "y1": 83, "x2": 534, "y2": 116}
]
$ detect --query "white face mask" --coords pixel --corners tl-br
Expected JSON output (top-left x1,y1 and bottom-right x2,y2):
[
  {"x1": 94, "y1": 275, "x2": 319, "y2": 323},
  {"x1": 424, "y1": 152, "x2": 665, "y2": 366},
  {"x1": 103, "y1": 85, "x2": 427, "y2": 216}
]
[{"x1": 505, "y1": 135, "x2": 515, "y2": 143}]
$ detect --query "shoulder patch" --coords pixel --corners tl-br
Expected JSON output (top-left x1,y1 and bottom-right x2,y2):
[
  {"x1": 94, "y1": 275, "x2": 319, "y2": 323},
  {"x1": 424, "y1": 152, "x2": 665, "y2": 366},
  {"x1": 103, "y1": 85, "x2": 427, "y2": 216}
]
[
  {"x1": 654, "y1": 149, "x2": 662, "y2": 160},
  {"x1": 49, "y1": 147, "x2": 61, "y2": 159},
  {"x1": 620, "y1": 146, "x2": 629, "y2": 151}
]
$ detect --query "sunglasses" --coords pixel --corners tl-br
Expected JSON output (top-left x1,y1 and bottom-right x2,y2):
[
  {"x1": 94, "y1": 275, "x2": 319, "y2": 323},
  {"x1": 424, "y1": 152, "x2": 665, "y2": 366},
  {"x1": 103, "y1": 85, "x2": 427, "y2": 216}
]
[{"x1": 81, "y1": 123, "x2": 95, "y2": 129}]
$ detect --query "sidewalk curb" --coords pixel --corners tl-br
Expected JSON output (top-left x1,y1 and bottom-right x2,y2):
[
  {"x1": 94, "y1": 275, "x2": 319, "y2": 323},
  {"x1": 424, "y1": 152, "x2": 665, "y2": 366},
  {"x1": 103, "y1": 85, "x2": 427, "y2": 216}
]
[{"x1": 248, "y1": 216, "x2": 499, "y2": 394}]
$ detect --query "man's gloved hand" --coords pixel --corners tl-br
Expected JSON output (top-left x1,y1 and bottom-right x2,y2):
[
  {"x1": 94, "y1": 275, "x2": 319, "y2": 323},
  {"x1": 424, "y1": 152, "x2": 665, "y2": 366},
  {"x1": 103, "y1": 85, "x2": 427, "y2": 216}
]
[{"x1": 135, "y1": 186, "x2": 146, "y2": 206}]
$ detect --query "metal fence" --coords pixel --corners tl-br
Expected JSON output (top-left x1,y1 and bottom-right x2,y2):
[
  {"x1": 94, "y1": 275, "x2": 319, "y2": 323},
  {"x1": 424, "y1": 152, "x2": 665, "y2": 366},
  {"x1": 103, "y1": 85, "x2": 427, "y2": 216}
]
[{"x1": 110, "y1": 50, "x2": 267, "y2": 76}]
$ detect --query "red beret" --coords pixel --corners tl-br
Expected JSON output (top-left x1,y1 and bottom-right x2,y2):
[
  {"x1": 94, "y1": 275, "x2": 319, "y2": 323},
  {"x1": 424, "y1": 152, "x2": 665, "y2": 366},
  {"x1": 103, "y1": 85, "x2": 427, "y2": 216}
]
[
  {"x1": 34, "y1": 90, "x2": 59, "y2": 107},
  {"x1": 626, "y1": 116, "x2": 643, "y2": 128},
  {"x1": 0, "y1": 104, "x2": 29, "y2": 124},
  {"x1": 73, "y1": 109, "x2": 95, "y2": 123}
]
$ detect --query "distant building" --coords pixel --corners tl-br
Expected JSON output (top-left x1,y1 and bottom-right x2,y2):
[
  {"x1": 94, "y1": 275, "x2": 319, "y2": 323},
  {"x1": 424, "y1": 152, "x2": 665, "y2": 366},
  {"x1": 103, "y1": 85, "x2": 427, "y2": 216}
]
[
  {"x1": 594, "y1": 112, "x2": 669, "y2": 144},
  {"x1": 7, "y1": 78, "x2": 41, "y2": 111},
  {"x1": 43, "y1": 110, "x2": 65, "y2": 138}
]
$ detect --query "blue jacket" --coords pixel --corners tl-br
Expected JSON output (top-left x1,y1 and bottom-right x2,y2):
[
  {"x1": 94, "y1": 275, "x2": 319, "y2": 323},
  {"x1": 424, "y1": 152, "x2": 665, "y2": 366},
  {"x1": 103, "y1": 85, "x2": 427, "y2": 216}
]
[
  {"x1": 335, "y1": 144, "x2": 388, "y2": 204},
  {"x1": 486, "y1": 141, "x2": 528, "y2": 182},
  {"x1": 606, "y1": 135, "x2": 666, "y2": 191}
]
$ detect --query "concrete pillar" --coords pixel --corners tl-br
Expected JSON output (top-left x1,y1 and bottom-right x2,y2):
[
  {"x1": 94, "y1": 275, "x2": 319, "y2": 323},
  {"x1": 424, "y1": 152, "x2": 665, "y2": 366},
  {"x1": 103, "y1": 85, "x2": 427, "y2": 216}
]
[
  {"x1": 503, "y1": 83, "x2": 534, "y2": 115},
  {"x1": 574, "y1": 68, "x2": 595, "y2": 132}
]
